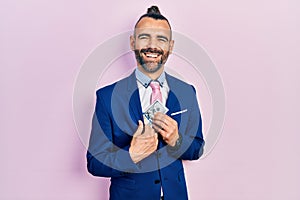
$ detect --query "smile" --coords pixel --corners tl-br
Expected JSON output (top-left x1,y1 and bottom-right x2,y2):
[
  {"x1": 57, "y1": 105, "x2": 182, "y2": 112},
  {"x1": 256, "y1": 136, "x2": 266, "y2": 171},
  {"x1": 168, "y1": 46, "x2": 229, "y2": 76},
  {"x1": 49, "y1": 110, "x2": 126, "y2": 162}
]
[{"x1": 144, "y1": 53, "x2": 160, "y2": 58}]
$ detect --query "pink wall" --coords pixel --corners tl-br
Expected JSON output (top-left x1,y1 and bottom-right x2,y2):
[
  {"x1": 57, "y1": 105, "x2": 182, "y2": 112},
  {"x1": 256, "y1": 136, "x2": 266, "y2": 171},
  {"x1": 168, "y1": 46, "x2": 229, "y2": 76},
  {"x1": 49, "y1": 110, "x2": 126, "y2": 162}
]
[{"x1": 1, "y1": 0, "x2": 299, "y2": 199}]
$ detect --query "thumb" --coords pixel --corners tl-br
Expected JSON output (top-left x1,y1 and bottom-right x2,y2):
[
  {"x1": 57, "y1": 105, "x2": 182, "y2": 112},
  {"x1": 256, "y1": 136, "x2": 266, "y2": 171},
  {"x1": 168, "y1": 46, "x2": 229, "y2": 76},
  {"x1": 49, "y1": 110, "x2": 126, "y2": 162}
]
[{"x1": 134, "y1": 120, "x2": 144, "y2": 136}]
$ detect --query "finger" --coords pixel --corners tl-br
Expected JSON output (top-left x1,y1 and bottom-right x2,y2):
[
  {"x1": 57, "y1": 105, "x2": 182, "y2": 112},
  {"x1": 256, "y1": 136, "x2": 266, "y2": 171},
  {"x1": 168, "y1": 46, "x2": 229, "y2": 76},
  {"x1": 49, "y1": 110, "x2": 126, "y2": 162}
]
[
  {"x1": 153, "y1": 112, "x2": 164, "y2": 118},
  {"x1": 152, "y1": 123, "x2": 168, "y2": 137},
  {"x1": 146, "y1": 138, "x2": 158, "y2": 151},
  {"x1": 143, "y1": 125, "x2": 156, "y2": 137},
  {"x1": 150, "y1": 133, "x2": 158, "y2": 143},
  {"x1": 153, "y1": 112, "x2": 164, "y2": 122},
  {"x1": 151, "y1": 122, "x2": 161, "y2": 133},
  {"x1": 152, "y1": 119, "x2": 170, "y2": 134},
  {"x1": 134, "y1": 120, "x2": 144, "y2": 137},
  {"x1": 140, "y1": 131, "x2": 158, "y2": 141},
  {"x1": 153, "y1": 112, "x2": 169, "y2": 120},
  {"x1": 138, "y1": 140, "x2": 156, "y2": 152},
  {"x1": 154, "y1": 113, "x2": 175, "y2": 125},
  {"x1": 153, "y1": 114, "x2": 169, "y2": 128}
]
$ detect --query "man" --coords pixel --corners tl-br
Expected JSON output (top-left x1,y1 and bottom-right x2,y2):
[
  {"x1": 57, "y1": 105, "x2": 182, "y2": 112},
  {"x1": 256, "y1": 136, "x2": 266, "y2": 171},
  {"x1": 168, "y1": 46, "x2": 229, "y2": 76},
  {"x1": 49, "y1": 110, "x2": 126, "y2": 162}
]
[{"x1": 87, "y1": 6, "x2": 205, "y2": 200}]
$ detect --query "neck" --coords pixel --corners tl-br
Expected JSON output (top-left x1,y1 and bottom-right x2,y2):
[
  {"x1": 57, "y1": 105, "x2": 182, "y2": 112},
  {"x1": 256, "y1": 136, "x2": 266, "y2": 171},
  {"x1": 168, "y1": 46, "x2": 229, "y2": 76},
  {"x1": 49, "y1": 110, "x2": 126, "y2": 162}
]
[{"x1": 137, "y1": 65, "x2": 164, "y2": 80}]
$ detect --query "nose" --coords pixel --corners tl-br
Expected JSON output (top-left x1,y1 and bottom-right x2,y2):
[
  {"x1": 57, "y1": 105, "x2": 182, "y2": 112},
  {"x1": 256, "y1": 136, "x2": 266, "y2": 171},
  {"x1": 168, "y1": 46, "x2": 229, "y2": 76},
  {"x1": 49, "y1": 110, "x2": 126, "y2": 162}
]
[{"x1": 147, "y1": 38, "x2": 158, "y2": 49}]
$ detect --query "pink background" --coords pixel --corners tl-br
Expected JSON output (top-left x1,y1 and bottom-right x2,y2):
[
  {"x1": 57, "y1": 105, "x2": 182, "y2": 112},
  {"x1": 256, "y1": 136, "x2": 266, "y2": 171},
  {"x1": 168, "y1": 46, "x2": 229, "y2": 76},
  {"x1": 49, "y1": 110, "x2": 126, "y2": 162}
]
[{"x1": 1, "y1": 0, "x2": 300, "y2": 199}]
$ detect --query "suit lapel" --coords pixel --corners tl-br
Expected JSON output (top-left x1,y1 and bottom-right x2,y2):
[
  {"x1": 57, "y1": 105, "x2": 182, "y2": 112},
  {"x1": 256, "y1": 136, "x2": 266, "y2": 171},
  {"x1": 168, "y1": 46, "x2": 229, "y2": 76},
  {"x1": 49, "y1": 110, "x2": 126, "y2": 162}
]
[
  {"x1": 165, "y1": 90, "x2": 179, "y2": 115},
  {"x1": 165, "y1": 73, "x2": 181, "y2": 115}
]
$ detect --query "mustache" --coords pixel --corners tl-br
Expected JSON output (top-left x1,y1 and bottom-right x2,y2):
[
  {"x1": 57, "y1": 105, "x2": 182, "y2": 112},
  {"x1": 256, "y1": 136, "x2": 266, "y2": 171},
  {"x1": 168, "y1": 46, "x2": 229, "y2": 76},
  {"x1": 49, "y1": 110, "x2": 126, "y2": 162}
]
[{"x1": 140, "y1": 48, "x2": 164, "y2": 55}]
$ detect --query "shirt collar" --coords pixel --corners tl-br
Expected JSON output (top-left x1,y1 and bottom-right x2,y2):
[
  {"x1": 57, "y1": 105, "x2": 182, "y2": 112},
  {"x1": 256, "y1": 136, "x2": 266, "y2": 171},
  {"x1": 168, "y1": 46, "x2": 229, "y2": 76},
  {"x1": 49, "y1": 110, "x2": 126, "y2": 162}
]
[{"x1": 135, "y1": 68, "x2": 166, "y2": 88}]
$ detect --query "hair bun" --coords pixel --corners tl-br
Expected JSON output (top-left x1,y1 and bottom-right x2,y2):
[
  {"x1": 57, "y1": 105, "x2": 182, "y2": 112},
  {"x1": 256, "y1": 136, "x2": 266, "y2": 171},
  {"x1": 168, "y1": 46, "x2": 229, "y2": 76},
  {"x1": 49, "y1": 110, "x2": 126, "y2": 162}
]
[{"x1": 147, "y1": 6, "x2": 161, "y2": 15}]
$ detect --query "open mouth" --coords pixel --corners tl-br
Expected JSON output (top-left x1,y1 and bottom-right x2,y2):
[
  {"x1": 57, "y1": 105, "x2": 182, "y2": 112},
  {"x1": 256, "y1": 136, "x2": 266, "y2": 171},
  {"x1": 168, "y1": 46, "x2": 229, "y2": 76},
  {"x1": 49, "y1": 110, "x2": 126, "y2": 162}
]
[
  {"x1": 144, "y1": 52, "x2": 160, "y2": 58},
  {"x1": 140, "y1": 48, "x2": 163, "y2": 59}
]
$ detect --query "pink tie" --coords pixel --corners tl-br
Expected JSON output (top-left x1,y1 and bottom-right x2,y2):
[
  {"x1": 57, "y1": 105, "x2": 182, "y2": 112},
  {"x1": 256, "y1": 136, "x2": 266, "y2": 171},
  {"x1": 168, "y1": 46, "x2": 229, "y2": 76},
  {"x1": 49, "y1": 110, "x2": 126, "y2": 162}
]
[{"x1": 150, "y1": 81, "x2": 162, "y2": 104}]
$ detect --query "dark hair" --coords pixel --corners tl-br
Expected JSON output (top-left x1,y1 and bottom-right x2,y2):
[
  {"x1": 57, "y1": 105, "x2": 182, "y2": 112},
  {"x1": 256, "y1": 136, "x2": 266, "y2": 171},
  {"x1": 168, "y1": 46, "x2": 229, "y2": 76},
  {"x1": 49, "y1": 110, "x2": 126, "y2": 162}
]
[{"x1": 134, "y1": 6, "x2": 172, "y2": 30}]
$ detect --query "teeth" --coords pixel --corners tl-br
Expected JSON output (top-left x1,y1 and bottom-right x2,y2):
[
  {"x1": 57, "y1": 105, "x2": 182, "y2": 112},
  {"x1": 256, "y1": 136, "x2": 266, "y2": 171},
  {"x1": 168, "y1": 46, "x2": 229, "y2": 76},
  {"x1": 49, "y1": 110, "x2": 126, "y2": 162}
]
[{"x1": 145, "y1": 53, "x2": 158, "y2": 58}]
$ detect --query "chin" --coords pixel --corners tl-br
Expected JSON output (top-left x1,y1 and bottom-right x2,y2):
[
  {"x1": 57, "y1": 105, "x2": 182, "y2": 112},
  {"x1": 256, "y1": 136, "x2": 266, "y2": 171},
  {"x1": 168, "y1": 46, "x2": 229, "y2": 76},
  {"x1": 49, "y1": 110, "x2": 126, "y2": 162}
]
[{"x1": 142, "y1": 63, "x2": 162, "y2": 73}]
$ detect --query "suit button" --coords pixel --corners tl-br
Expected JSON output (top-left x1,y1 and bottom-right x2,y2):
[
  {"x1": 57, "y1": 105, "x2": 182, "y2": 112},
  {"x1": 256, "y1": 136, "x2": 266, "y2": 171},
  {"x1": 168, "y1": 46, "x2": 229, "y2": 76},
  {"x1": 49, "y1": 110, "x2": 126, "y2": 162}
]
[{"x1": 154, "y1": 180, "x2": 161, "y2": 184}]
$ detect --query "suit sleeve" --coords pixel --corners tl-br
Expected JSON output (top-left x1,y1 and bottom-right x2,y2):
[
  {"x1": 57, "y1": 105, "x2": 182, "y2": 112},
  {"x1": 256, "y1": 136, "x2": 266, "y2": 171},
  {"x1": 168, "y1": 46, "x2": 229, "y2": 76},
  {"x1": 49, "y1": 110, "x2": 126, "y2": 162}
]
[
  {"x1": 167, "y1": 86, "x2": 205, "y2": 160},
  {"x1": 86, "y1": 90, "x2": 140, "y2": 178}
]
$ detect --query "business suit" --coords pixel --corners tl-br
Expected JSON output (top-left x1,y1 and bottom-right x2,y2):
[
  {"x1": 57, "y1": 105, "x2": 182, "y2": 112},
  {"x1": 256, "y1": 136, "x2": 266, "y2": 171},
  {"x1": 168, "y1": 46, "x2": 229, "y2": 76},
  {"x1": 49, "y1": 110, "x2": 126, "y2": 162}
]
[{"x1": 87, "y1": 71, "x2": 204, "y2": 200}]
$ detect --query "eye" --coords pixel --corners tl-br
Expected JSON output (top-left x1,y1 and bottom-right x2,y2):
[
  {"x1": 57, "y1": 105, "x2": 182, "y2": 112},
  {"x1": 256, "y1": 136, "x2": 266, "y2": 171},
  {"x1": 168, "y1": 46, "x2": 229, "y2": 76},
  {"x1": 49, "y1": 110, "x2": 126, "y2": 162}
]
[
  {"x1": 157, "y1": 37, "x2": 168, "y2": 42},
  {"x1": 139, "y1": 35, "x2": 149, "y2": 40}
]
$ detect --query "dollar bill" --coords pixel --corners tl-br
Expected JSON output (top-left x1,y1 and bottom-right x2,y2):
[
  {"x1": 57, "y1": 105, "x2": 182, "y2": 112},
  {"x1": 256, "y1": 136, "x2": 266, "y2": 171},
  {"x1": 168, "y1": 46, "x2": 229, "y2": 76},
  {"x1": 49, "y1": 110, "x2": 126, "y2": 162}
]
[{"x1": 143, "y1": 100, "x2": 169, "y2": 125}]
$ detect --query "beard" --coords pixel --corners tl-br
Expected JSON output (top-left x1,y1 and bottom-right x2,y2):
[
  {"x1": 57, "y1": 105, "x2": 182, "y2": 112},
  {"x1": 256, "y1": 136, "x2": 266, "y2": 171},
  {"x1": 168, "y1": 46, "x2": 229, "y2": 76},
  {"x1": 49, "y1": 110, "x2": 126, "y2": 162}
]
[{"x1": 134, "y1": 48, "x2": 170, "y2": 73}]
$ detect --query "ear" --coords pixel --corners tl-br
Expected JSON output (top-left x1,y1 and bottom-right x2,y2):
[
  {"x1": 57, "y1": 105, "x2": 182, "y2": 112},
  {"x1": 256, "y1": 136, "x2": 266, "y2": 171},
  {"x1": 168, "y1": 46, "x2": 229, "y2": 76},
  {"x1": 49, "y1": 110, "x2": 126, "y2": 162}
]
[
  {"x1": 130, "y1": 35, "x2": 135, "y2": 51},
  {"x1": 169, "y1": 40, "x2": 175, "y2": 54}
]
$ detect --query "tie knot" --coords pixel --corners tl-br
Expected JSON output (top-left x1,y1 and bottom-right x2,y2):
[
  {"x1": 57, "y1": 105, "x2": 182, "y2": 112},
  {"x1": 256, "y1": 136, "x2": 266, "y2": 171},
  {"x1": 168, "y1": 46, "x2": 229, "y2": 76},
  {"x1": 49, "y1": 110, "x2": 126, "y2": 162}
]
[{"x1": 150, "y1": 81, "x2": 160, "y2": 90}]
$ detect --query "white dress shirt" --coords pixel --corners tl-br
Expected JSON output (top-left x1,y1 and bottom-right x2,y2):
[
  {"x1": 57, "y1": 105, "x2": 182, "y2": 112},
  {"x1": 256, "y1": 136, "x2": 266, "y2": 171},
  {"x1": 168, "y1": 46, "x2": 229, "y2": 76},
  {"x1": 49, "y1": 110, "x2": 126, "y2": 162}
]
[{"x1": 135, "y1": 68, "x2": 169, "y2": 113}]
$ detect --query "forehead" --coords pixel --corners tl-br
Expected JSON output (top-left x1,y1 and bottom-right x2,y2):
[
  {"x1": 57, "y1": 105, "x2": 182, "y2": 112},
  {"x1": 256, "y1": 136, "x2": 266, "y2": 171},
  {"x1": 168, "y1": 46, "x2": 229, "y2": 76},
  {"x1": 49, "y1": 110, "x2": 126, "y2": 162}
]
[{"x1": 135, "y1": 17, "x2": 171, "y2": 37}]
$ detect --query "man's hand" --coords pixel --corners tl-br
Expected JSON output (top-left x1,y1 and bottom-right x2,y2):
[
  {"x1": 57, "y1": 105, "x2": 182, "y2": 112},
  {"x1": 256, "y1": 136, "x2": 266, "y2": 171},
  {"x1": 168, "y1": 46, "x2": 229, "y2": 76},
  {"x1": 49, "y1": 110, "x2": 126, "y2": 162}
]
[
  {"x1": 152, "y1": 112, "x2": 179, "y2": 147},
  {"x1": 129, "y1": 120, "x2": 158, "y2": 163}
]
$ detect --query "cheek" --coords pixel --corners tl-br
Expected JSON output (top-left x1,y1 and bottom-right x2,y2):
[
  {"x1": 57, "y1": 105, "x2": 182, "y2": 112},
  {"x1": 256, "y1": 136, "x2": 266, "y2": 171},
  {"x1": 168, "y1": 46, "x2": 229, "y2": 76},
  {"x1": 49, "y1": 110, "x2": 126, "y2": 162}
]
[
  {"x1": 161, "y1": 47, "x2": 170, "y2": 55},
  {"x1": 162, "y1": 51, "x2": 170, "y2": 59},
  {"x1": 134, "y1": 41, "x2": 148, "y2": 50},
  {"x1": 158, "y1": 42, "x2": 170, "y2": 50}
]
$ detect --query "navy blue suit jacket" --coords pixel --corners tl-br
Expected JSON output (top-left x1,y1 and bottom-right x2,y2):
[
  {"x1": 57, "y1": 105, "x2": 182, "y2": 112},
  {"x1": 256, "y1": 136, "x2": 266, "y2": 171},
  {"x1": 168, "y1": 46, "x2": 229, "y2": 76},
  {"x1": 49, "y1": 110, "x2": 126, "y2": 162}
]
[{"x1": 87, "y1": 71, "x2": 204, "y2": 200}]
